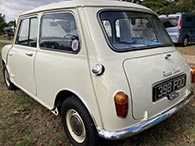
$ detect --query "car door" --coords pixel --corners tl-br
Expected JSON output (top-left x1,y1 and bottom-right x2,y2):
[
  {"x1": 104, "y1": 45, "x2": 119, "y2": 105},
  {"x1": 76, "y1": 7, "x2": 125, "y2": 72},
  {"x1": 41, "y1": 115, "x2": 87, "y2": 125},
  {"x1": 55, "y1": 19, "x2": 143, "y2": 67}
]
[{"x1": 7, "y1": 17, "x2": 38, "y2": 96}]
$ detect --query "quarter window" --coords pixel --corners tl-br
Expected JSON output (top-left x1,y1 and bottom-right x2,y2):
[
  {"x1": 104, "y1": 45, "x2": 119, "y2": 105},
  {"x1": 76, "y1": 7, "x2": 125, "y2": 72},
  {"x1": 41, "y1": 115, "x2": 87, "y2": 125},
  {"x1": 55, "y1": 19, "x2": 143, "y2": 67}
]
[
  {"x1": 16, "y1": 19, "x2": 29, "y2": 46},
  {"x1": 40, "y1": 12, "x2": 79, "y2": 53},
  {"x1": 16, "y1": 17, "x2": 38, "y2": 47}
]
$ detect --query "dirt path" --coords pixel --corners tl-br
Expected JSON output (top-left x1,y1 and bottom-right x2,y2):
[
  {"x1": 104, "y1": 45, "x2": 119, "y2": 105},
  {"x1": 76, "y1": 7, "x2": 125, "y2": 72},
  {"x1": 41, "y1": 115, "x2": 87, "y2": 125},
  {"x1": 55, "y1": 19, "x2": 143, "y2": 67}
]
[{"x1": 182, "y1": 55, "x2": 195, "y2": 66}]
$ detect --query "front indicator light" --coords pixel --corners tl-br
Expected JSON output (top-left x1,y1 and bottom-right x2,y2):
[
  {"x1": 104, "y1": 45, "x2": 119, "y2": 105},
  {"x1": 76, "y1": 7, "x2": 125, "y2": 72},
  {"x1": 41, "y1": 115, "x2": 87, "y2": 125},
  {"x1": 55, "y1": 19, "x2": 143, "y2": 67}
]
[
  {"x1": 191, "y1": 68, "x2": 195, "y2": 83},
  {"x1": 114, "y1": 92, "x2": 128, "y2": 118}
]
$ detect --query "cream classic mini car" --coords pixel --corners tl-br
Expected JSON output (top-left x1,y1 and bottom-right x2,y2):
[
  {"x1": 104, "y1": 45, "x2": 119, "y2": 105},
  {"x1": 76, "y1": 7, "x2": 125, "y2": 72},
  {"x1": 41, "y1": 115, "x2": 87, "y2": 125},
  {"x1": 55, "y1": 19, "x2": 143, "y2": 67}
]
[{"x1": 1, "y1": 0, "x2": 195, "y2": 146}]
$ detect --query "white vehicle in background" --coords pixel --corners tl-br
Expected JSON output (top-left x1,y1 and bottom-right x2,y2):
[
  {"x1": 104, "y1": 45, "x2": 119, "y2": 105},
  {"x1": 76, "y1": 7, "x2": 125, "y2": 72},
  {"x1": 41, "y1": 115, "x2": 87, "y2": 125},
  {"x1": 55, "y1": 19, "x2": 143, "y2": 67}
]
[{"x1": 1, "y1": 0, "x2": 194, "y2": 146}]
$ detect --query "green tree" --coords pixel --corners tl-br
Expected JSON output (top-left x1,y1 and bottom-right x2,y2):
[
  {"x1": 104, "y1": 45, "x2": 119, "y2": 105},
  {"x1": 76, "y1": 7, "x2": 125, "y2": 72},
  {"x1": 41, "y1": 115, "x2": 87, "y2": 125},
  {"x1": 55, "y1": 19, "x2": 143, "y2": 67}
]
[
  {"x1": 160, "y1": 0, "x2": 195, "y2": 14},
  {"x1": 8, "y1": 20, "x2": 16, "y2": 27},
  {"x1": 0, "y1": 13, "x2": 8, "y2": 33},
  {"x1": 8, "y1": 20, "x2": 16, "y2": 28},
  {"x1": 141, "y1": 0, "x2": 195, "y2": 14},
  {"x1": 141, "y1": 0, "x2": 171, "y2": 14}
]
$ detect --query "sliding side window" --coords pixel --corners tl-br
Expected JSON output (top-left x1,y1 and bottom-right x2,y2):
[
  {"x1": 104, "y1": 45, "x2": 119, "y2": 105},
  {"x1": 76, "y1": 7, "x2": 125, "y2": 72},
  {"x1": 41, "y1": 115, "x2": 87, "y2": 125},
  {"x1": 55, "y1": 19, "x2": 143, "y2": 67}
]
[
  {"x1": 16, "y1": 17, "x2": 38, "y2": 47},
  {"x1": 40, "y1": 12, "x2": 80, "y2": 53}
]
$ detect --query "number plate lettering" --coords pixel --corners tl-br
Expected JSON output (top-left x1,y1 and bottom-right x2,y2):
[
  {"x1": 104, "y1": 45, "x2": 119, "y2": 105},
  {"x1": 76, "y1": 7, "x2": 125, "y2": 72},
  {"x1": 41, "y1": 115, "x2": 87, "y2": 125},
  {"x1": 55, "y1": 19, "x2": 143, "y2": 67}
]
[{"x1": 153, "y1": 74, "x2": 186, "y2": 102}]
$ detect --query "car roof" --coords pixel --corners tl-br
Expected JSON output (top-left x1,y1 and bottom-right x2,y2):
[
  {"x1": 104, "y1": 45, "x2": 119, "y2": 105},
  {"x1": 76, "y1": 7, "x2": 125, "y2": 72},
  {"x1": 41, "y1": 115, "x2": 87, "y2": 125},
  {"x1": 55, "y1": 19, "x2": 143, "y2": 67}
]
[{"x1": 21, "y1": 0, "x2": 153, "y2": 16}]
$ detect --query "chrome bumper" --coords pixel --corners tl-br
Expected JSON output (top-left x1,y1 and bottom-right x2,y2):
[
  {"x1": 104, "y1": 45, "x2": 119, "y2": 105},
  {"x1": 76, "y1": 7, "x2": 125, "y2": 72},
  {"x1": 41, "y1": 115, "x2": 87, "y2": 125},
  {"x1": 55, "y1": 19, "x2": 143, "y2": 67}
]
[{"x1": 98, "y1": 90, "x2": 194, "y2": 140}]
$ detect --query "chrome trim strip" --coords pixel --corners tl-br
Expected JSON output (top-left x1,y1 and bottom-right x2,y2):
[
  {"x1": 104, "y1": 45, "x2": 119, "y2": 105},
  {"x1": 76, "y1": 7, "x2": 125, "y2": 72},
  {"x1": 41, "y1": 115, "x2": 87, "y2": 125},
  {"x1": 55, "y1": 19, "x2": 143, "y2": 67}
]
[{"x1": 98, "y1": 90, "x2": 194, "y2": 140}]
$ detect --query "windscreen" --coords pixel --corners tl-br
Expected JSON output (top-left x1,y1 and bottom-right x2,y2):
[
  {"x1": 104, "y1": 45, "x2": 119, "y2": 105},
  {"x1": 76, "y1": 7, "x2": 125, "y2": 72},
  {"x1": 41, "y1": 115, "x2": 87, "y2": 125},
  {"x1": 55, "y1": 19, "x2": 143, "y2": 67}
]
[{"x1": 99, "y1": 11, "x2": 173, "y2": 52}]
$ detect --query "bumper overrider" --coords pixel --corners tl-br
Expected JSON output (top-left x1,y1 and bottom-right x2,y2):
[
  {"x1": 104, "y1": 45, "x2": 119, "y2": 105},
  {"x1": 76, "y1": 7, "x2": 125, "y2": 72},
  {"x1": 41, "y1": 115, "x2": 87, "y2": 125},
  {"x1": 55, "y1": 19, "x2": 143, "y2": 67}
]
[{"x1": 98, "y1": 90, "x2": 194, "y2": 140}]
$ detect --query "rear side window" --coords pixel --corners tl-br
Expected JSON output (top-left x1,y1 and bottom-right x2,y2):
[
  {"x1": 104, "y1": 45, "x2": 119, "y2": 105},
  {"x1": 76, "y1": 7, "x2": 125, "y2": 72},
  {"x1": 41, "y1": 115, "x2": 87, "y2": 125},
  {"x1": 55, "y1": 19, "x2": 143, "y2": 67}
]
[
  {"x1": 16, "y1": 17, "x2": 38, "y2": 47},
  {"x1": 40, "y1": 12, "x2": 80, "y2": 53}
]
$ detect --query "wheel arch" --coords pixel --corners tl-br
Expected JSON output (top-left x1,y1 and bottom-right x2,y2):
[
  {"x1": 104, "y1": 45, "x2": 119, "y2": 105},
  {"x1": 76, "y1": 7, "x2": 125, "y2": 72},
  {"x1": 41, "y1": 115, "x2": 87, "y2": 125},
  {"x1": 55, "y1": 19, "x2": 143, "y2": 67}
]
[
  {"x1": 2, "y1": 60, "x2": 5, "y2": 66},
  {"x1": 54, "y1": 89, "x2": 98, "y2": 128},
  {"x1": 2, "y1": 60, "x2": 6, "y2": 70},
  {"x1": 1, "y1": 44, "x2": 12, "y2": 65},
  {"x1": 54, "y1": 90, "x2": 91, "y2": 116},
  {"x1": 54, "y1": 90, "x2": 75, "y2": 114}
]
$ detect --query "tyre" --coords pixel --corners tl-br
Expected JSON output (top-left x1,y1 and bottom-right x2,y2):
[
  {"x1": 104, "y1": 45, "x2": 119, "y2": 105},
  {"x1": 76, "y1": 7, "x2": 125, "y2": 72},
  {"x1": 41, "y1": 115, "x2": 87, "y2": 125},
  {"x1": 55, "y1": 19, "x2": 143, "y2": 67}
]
[
  {"x1": 61, "y1": 97, "x2": 97, "y2": 146},
  {"x1": 3, "y1": 64, "x2": 16, "y2": 90},
  {"x1": 182, "y1": 37, "x2": 189, "y2": 47}
]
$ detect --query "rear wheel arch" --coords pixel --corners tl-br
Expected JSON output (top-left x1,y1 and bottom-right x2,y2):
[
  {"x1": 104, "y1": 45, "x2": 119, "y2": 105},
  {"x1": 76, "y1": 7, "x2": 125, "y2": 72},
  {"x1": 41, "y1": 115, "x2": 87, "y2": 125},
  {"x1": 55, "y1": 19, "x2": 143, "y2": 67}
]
[
  {"x1": 54, "y1": 90, "x2": 91, "y2": 117},
  {"x1": 61, "y1": 96, "x2": 98, "y2": 146},
  {"x1": 54, "y1": 90, "x2": 74, "y2": 114},
  {"x1": 54, "y1": 90, "x2": 99, "y2": 145}
]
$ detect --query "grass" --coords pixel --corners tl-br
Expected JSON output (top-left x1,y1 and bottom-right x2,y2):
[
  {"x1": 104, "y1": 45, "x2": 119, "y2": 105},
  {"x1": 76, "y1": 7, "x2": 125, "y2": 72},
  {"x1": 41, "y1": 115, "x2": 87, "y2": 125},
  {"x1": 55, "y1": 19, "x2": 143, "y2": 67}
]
[
  {"x1": 0, "y1": 42, "x2": 195, "y2": 146},
  {"x1": 0, "y1": 42, "x2": 67, "y2": 146},
  {"x1": 0, "y1": 36, "x2": 8, "y2": 41},
  {"x1": 0, "y1": 43, "x2": 7, "y2": 86},
  {"x1": 15, "y1": 139, "x2": 34, "y2": 146}
]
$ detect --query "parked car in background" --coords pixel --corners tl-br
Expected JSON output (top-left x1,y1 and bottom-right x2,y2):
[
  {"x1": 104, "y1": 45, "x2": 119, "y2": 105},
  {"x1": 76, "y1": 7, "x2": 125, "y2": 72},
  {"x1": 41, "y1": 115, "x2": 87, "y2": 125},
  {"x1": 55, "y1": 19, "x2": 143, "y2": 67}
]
[
  {"x1": 1, "y1": 1, "x2": 194, "y2": 146},
  {"x1": 3, "y1": 26, "x2": 15, "y2": 40},
  {"x1": 159, "y1": 13, "x2": 195, "y2": 46}
]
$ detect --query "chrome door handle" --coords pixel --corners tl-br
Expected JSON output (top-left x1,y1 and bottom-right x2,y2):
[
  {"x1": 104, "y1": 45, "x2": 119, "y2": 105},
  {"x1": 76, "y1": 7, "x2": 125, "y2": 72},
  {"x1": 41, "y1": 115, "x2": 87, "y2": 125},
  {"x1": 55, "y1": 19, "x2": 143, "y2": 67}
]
[{"x1": 25, "y1": 53, "x2": 33, "y2": 57}]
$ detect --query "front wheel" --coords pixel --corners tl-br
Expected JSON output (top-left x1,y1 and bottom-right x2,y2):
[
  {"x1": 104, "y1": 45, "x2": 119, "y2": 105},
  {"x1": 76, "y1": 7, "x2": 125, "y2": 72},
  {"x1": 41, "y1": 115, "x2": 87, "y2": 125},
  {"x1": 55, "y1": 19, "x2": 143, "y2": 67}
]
[{"x1": 61, "y1": 97, "x2": 97, "y2": 146}]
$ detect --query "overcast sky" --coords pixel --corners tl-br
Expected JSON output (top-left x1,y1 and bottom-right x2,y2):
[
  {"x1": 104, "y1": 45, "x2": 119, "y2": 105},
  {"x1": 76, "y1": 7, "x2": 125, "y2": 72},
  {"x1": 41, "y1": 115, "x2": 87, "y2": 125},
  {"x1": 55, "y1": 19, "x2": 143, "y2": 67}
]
[{"x1": 0, "y1": 0, "x2": 62, "y2": 22}]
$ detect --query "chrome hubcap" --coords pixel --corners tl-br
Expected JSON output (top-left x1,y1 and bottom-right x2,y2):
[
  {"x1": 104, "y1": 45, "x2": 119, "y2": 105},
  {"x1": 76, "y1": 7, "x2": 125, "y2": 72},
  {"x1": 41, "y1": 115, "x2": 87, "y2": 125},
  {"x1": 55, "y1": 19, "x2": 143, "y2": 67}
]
[
  {"x1": 66, "y1": 109, "x2": 86, "y2": 143},
  {"x1": 70, "y1": 114, "x2": 83, "y2": 136}
]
